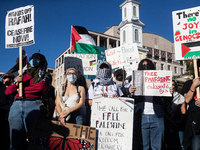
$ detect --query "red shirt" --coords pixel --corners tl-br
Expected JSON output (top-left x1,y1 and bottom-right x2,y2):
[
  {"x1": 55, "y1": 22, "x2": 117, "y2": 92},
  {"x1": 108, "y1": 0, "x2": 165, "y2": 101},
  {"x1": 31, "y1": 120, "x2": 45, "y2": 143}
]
[{"x1": 6, "y1": 73, "x2": 48, "y2": 98}]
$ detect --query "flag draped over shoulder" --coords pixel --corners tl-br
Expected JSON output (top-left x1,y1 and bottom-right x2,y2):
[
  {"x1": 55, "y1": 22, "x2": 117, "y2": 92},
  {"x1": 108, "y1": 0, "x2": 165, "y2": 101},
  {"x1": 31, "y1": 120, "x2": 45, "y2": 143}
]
[
  {"x1": 7, "y1": 56, "x2": 28, "y2": 77},
  {"x1": 70, "y1": 26, "x2": 99, "y2": 54}
]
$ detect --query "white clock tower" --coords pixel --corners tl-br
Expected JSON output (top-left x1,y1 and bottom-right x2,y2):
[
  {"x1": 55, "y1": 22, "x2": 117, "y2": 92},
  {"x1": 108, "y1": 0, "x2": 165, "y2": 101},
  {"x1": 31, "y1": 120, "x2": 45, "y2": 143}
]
[{"x1": 118, "y1": 0, "x2": 148, "y2": 55}]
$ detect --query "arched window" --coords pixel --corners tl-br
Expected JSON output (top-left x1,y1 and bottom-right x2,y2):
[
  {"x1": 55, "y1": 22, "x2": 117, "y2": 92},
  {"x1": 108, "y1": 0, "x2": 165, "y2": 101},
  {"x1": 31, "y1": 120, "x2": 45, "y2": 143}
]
[
  {"x1": 123, "y1": 30, "x2": 126, "y2": 43},
  {"x1": 133, "y1": 6, "x2": 137, "y2": 17},
  {"x1": 124, "y1": 7, "x2": 127, "y2": 18},
  {"x1": 135, "y1": 29, "x2": 139, "y2": 42}
]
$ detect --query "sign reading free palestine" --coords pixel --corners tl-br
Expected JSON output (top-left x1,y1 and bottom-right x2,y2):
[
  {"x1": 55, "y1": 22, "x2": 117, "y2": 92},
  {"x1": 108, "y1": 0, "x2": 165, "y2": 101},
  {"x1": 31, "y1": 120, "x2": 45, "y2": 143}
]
[{"x1": 172, "y1": 6, "x2": 200, "y2": 60}]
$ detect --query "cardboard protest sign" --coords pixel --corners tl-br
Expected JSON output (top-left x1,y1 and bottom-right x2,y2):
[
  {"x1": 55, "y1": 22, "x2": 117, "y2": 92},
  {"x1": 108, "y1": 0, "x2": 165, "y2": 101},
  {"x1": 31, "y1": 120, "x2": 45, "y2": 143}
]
[
  {"x1": 5, "y1": 5, "x2": 34, "y2": 48},
  {"x1": 172, "y1": 6, "x2": 200, "y2": 60},
  {"x1": 65, "y1": 54, "x2": 97, "y2": 75},
  {"x1": 132, "y1": 70, "x2": 172, "y2": 97},
  {"x1": 105, "y1": 43, "x2": 140, "y2": 76},
  {"x1": 29, "y1": 119, "x2": 96, "y2": 150},
  {"x1": 91, "y1": 96, "x2": 134, "y2": 150}
]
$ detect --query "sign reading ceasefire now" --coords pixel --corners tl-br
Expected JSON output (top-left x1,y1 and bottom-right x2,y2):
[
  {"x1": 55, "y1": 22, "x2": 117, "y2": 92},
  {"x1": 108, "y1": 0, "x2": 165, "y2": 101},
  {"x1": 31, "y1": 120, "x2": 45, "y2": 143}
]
[
  {"x1": 132, "y1": 70, "x2": 172, "y2": 96},
  {"x1": 5, "y1": 5, "x2": 35, "y2": 48}
]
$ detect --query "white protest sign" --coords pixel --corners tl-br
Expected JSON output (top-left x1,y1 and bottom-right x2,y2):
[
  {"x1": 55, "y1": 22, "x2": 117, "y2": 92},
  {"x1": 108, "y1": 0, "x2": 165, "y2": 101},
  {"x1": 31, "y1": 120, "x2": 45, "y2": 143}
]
[
  {"x1": 132, "y1": 70, "x2": 172, "y2": 97},
  {"x1": 91, "y1": 96, "x2": 134, "y2": 150},
  {"x1": 172, "y1": 6, "x2": 200, "y2": 60},
  {"x1": 5, "y1": 5, "x2": 34, "y2": 48},
  {"x1": 105, "y1": 43, "x2": 140, "y2": 76},
  {"x1": 65, "y1": 53, "x2": 97, "y2": 75}
]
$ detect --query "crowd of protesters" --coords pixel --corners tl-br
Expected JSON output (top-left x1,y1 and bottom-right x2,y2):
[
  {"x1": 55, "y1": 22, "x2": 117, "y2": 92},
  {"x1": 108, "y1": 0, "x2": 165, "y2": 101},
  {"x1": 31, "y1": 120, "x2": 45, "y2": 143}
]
[{"x1": 1, "y1": 53, "x2": 200, "y2": 150}]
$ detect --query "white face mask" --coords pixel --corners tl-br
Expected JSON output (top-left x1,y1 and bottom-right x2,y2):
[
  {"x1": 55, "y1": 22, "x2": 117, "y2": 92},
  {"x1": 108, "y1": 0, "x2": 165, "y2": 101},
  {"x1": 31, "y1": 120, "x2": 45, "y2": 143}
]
[{"x1": 67, "y1": 74, "x2": 77, "y2": 83}]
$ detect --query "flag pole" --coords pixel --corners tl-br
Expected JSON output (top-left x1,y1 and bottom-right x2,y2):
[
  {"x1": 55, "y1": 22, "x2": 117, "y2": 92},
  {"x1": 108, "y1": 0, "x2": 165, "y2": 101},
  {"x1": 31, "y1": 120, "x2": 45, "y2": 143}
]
[
  {"x1": 193, "y1": 59, "x2": 200, "y2": 98},
  {"x1": 19, "y1": 46, "x2": 23, "y2": 97}
]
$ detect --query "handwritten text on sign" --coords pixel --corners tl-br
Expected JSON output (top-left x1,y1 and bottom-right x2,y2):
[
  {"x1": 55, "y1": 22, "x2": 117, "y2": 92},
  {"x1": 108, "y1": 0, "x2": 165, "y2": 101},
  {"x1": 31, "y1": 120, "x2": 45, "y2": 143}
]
[
  {"x1": 91, "y1": 96, "x2": 134, "y2": 150},
  {"x1": 172, "y1": 6, "x2": 200, "y2": 60},
  {"x1": 105, "y1": 43, "x2": 140, "y2": 76},
  {"x1": 5, "y1": 5, "x2": 34, "y2": 48},
  {"x1": 132, "y1": 70, "x2": 172, "y2": 96}
]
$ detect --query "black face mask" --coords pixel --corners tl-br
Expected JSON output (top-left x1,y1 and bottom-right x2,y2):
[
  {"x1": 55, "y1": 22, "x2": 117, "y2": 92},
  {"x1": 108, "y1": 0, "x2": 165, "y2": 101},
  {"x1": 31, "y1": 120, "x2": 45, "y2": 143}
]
[
  {"x1": 4, "y1": 81, "x2": 11, "y2": 86},
  {"x1": 116, "y1": 74, "x2": 123, "y2": 81},
  {"x1": 142, "y1": 64, "x2": 149, "y2": 70}
]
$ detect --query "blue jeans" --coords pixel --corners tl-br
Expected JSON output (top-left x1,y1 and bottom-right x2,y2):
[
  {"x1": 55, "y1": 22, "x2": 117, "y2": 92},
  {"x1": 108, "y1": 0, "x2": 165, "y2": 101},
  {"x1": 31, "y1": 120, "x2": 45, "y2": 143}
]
[
  {"x1": 8, "y1": 100, "x2": 41, "y2": 150},
  {"x1": 191, "y1": 123, "x2": 200, "y2": 150},
  {"x1": 141, "y1": 114, "x2": 164, "y2": 150},
  {"x1": 178, "y1": 131, "x2": 185, "y2": 150}
]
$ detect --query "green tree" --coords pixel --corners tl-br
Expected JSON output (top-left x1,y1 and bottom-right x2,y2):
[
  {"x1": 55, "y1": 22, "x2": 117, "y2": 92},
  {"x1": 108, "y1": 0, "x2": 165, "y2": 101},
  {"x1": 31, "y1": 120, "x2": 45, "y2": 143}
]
[{"x1": 185, "y1": 60, "x2": 194, "y2": 77}]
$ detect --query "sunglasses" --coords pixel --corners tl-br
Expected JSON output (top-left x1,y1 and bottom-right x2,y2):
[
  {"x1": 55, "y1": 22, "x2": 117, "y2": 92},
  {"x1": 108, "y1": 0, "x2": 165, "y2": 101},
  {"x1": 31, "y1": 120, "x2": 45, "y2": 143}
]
[
  {"x1": 67, "y1": 72, "x2": 76, "y2": 75},
  {"x1": 3, "y1": 76, "x2": 11, "y2": 79}
]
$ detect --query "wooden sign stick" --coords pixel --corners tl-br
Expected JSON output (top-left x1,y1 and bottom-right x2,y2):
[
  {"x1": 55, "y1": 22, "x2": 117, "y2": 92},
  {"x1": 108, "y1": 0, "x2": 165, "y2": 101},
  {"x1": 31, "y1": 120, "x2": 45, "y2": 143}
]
[
  {"x1": 19, "y1": 46, "x2": 23, "y2": 97},
  {"x1": 193, "y1": 59, "x2": 200, "y2": 98}
]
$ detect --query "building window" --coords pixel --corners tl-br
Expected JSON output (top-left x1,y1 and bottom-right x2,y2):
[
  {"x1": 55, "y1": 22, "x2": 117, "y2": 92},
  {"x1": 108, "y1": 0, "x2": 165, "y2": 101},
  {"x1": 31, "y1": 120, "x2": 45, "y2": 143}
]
[
  {"x1": 124, "y1": 7, "x2": 127, "y2": 18},
  {"x1": 133, "y1": 6, "x2": 137, "y2": 17},
  {"x1": 180, "y1": 60, "x2": 183, "y2": 66},
  {"x1": 181, "y1": 68, "x2": 183, "y2": 74},
  {"x1": 147, "y1": 47, "x2": 152, "y2": 58},
  {"x1": 168, "y1": 65, "x2": 171, "y2": 70},
  {"x1": 174, "y1": 66, "x2": 177, "y2": 73},
  {"x1": 154, "y1": 62, "x2": 157, "y2": 69},
  {"x1": 154, "y1": 49, "x2": 159, "y2": 60},
  {"x1": 167, "y1": 52, "x2": 172, "y2": 63},
  {"x1": 161, "y1": 64, "x2": 164, "y2": 70},
  {"x1": 123, "y1": 30, "x2": 126, "y2": 43},
  {"x1": 161, "y1": 51, "x2": 166, "y2": 61},
  {"x1": 135, "y1": 29, "x2": 139, "y2": 42}
]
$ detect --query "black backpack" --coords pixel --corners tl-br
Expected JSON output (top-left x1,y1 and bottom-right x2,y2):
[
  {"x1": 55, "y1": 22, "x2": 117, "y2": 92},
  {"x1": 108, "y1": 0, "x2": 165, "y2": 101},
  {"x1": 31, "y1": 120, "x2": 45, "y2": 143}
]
[{"x1": 40, "y1": 85, "x2": 56, "y2": 119}]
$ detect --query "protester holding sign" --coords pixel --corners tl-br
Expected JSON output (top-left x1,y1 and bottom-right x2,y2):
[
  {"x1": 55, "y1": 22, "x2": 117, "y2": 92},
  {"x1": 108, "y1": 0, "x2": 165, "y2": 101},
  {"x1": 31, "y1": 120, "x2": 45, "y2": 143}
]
[
  {"x1": 129, "y1": 58, "x2": 173, "y2": 150},
  {"x1": 87, "y1": 61, "x2": 123, "y2": 106},
  {"x1": 55, "y1": 68, "x2": 86, "y2": 125},
  {"x1": 6, "y1": 53, "x2": 51, "y2": 149},
  {"x1": 181, "y1": 59, "x2": 200, "y2": 150}
]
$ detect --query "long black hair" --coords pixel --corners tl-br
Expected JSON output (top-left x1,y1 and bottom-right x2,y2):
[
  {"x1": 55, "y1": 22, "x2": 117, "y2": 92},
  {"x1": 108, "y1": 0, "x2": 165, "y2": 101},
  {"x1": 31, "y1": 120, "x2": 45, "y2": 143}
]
[{"x1": 138, "y1": 58, "x2": 155, "y2": 70}]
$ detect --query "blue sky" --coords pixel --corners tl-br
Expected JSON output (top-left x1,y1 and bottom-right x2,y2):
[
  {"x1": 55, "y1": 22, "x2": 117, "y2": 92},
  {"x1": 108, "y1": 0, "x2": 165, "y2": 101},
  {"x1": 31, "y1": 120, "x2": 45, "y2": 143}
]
[{"x1": 0, "y1": 0, "x2": 200, "y2": 74}]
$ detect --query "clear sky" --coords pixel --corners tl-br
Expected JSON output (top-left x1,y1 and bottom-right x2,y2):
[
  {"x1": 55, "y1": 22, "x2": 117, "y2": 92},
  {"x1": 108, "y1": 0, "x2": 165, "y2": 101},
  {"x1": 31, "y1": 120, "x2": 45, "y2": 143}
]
[{"x1": 0, "y1": 0, "x2": 200, "y2": 74}]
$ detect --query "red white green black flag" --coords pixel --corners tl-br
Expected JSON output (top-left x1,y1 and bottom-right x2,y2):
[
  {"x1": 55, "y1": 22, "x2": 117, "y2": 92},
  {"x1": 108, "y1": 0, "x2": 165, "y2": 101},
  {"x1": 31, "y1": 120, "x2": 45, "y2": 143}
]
[{"x1": 70, "y1": 26, "x2": 99, "y2": 54}]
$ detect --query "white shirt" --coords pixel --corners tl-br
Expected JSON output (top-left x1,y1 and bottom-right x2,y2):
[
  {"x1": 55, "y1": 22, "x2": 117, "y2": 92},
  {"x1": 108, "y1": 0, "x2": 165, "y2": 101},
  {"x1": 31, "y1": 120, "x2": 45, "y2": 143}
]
[{"x1": 87, "y1": 83, "x2": 123, "y2": 100}]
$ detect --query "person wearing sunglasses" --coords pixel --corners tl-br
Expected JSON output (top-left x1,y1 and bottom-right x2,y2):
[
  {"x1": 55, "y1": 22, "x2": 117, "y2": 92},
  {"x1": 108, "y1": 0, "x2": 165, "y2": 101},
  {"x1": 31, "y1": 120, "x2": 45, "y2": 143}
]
[
  {"x1": 0, "y1": 73, "x2": 14, "y2": 150},
  {"x1": 6, "y1": 53, "x2": 52, "y2": 150}
]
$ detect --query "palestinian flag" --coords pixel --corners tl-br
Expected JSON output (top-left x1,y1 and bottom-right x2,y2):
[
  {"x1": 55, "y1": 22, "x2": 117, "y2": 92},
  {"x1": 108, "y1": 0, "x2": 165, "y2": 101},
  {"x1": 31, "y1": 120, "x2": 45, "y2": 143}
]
[
  {"x1": 70, "y1": 26, "x2": 99, "y2": 54},
  {"x1": 181, "y1": 41, "x2": 200, "y2": 58},
  {"x1": 89, "y1": 60, "x2": 97, "y2": 66}
]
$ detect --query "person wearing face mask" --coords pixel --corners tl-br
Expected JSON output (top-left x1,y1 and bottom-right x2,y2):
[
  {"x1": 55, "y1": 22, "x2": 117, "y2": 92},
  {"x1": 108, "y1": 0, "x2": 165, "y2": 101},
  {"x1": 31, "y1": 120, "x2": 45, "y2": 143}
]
[
  {"x1": 113, "y1": 69, "x2": 131, "y2": 97},
  {"x1": 129, "y1": 58, "x2": 173, "y2": 150},
  {"x1": 55, "y1": 68, "x2": 85, "y2": 125},
  {"x1": 86, "y1": 61, "x2": 123, "y2": 107},
  {"x1": 0, "y1": 73, "x2": 14, "y2": 150},
  {"x1": 6, "y1": 53, "x2": 52, "y2": 150}
]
